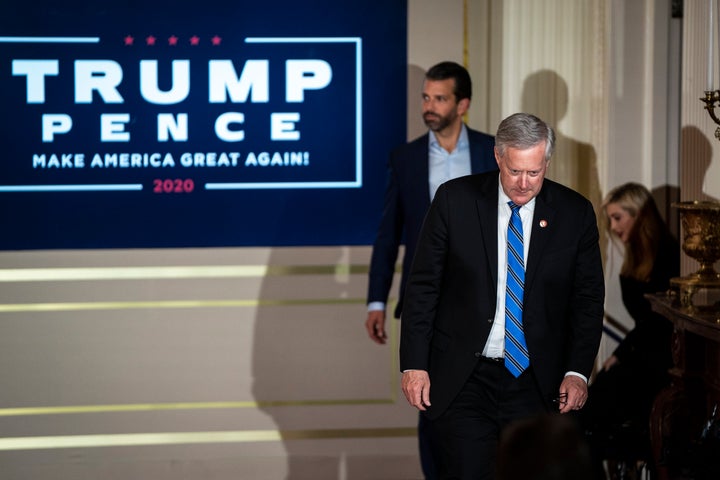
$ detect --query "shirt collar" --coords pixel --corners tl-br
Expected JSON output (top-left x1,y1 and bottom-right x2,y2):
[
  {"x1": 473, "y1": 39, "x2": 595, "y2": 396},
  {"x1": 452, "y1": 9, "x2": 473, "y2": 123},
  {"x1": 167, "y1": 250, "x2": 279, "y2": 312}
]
[
  {"x1": 428, "y1": 123, "x2": 469, "y2": 150},
  {"x1": 497, "y1": 178, "x2": 537, "y2": 211}
]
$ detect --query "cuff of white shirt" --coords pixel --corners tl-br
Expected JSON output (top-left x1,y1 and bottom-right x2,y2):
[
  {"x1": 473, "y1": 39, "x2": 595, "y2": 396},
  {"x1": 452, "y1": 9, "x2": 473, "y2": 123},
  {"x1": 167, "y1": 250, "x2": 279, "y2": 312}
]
[
  {"x1": 564, "y1": 371, "x2": 588, "y2": 383},
  {"x1": 367, "y1": 301, "x2": 385, "y2": 312}
]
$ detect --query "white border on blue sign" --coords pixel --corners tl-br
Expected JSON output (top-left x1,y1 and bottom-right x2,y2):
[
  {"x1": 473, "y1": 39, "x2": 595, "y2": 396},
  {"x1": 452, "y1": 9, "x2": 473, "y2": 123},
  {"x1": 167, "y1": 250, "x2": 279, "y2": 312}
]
[
  {"x1": 205, "y1": 36, "x2": 363, "y2": 190},
  {"x1": 0, "y1": 36, "x2": 362, "y2": 192}
]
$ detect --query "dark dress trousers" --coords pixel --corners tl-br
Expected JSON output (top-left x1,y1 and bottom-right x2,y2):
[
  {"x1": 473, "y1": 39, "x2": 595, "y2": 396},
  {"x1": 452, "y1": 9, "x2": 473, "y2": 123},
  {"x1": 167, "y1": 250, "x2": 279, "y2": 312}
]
[
  {"x1": 367, "y1": 128, "x2": 497, "y2": 319},
  {"x1": 400, "y1": 171, "x2": 605, "y2": 420}
]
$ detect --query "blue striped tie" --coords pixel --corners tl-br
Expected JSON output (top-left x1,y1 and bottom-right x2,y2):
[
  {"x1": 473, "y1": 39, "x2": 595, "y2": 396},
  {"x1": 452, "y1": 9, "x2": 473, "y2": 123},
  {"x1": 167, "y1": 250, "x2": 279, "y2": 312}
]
[{"x1": 505, "y1": 201, "x2": 529, "y2": 377}]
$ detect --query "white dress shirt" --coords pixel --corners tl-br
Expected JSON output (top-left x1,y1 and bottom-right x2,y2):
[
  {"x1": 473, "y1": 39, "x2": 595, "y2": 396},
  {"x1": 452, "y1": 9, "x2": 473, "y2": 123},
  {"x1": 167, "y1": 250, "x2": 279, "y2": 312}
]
[
  {"x1": 484, "y1": 182, "x2": 586, "y2": 382},
  {"x1": 483, "y1": 182, "x2": 535, "y2": 358}
]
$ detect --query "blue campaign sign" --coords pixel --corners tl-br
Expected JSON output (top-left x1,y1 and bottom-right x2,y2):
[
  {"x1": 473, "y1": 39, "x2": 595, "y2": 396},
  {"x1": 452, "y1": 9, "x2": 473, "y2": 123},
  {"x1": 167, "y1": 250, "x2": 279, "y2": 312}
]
[{"x1": 0, "y1": 1, "x2": 407, "y2": 249}]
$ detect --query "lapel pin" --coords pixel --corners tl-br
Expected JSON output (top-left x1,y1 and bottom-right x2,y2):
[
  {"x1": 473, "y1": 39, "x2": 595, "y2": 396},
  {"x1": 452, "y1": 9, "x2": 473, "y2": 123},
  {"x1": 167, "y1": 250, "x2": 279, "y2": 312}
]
[{"x1": 539, "y1": 220, "x2": 548, "y2": 228}]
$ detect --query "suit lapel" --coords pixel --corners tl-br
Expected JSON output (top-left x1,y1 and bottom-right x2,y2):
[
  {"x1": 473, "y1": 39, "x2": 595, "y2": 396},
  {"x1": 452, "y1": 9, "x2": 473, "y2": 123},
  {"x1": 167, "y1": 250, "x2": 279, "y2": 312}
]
[
  {"x1": 525, "y1": 184, "x2": 556, "y2": 291},
  {"x1": 469, "y1": 131, "x2": 483, "y2": 174},
  {"x1": 475, "y1": 175, "x2": 499, "y2": 290},
  {"x1": 410, "y1": 134, "x2": 432, "y2": 206}
]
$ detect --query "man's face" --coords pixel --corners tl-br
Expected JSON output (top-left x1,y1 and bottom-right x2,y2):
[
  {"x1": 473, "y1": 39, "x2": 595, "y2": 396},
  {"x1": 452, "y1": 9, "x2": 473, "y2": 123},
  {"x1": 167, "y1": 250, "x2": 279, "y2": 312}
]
[
  {"x1": 495, "y1": 142, "x2": 549, "y2": 206},
  {"x1": 421, "y1": 78, "x2": 468, "y2": 133}
]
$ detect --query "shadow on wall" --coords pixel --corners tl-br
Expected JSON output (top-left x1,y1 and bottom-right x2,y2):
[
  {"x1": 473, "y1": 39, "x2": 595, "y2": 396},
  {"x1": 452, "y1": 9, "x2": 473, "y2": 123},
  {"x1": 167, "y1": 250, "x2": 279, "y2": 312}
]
[
  {"x1": 520, "y1": 69, "x2": 602, "y2": 213},
  {"x1": 250, "y1": 247, "x2": 407, "y2": 479},
  {"x1": 250, "y1": 248, "x2": 351, "y2": 479},
  {"x1": 520, "y1": 69, "x2": 604, "y2": 256},
  {"x1": 407, "y1": 64, "x2": 427, "y2": 141},
  {"x1": 681, "y1": 125, "x2": 720, "y2": 203},
  {"x1": 650, "y1": 185, "x2": 681, "y2": 242},
  {"x1": 679, "y1": 125, "x2": 720, "y2": 276}
]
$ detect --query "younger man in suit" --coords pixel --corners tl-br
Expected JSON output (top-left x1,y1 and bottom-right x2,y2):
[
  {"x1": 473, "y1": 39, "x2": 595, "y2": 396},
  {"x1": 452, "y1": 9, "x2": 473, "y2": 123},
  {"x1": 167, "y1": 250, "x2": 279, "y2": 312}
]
[{"x1": 364, "y1": 61, "x2": 496, "y2": 478}]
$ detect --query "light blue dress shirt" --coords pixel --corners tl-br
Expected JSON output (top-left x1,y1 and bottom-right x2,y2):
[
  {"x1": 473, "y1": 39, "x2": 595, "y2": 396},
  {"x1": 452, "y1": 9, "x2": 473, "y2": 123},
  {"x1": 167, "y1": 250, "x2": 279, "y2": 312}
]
[
  {"x1": 368, "y1": 126, "x2": 472, "y2": 313},
  {"x1": 428, "y1": 125, "x2": 472, "y2": 200}
]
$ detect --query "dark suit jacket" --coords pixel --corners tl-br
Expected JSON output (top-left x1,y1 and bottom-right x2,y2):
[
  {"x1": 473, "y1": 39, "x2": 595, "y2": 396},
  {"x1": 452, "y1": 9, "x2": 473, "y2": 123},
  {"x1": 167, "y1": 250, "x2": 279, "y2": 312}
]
[
  {"x1": 399, "y1": 172, "x2": 605, "y2": 419},
  {"x1": 367, "y1": 127, "x2": 496, "y2": 318}
]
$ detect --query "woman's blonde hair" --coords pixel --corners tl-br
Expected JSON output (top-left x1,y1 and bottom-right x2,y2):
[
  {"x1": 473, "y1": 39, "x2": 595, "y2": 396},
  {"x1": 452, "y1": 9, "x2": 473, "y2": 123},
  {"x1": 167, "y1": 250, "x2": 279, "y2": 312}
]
[{"x1": 602, "y1": 182, "x2": 667, "y2": 281}]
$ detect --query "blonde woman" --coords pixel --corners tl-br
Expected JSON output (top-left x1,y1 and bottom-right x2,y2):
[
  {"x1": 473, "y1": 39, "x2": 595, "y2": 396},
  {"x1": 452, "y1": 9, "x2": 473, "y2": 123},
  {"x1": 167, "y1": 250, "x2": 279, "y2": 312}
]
[{"x1": 582, "y1": 182, "x2": 679, "y2": 476}]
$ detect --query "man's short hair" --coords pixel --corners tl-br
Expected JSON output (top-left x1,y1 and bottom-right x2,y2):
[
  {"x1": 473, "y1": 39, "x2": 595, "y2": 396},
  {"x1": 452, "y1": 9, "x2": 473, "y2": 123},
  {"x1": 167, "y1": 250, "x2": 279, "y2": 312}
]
[{"x1": 425, "y1": 61, "x2": 472, "y2": 102}]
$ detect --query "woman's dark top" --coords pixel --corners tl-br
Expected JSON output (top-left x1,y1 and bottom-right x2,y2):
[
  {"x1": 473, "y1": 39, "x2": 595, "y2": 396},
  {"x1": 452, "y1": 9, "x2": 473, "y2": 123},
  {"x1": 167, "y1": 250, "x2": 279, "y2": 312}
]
[{"x1": 615, "y1": 232, "x2": 679, "y2": 380}]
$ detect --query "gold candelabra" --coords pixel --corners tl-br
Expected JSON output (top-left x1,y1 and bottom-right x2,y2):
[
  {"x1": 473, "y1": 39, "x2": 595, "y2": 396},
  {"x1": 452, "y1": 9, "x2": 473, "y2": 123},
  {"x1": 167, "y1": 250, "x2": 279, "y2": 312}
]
[{"x1": 701, "y1": 90, "x2": 720, "y2": 140}]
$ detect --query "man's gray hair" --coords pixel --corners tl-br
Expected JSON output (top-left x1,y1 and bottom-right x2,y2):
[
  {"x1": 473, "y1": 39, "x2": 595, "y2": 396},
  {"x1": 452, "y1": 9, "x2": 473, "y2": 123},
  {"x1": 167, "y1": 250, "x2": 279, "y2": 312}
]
[{"x1": 495, "y1": 113, "x2": 555, "y2": 161}]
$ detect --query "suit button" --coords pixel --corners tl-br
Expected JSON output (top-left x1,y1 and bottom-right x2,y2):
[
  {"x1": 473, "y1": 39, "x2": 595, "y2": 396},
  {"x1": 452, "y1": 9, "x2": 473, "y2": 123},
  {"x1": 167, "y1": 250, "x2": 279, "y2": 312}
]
[
  {"x1": 487, "y1": 318, "x2": 493, "y2": 323},
  {"x1": 474, "y1": 352, "x2": 481, "y2": 357}
]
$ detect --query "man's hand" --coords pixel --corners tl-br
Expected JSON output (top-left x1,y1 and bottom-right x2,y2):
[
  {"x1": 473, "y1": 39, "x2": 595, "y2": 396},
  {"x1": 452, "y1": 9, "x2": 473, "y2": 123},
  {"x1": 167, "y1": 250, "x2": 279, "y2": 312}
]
[
  {"x1": 401, "y1": 370, "x2": 431, "y2": 411},
  {"x1": 365, "y1": 310, "x2": 387, "y2": 344},
  {"x1": 556, "y1": 375, "x2": 588, "y2": 414}
]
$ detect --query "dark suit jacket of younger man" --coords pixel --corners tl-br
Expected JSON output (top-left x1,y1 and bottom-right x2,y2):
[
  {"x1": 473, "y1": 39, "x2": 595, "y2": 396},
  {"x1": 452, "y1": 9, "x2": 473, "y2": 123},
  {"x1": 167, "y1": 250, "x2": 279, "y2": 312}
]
[
  {"x1": 367, "y1": 127, "x2": 496, "y2": 319},
  {"x1": 399, "y1": 171, "x2": 605, "y2": 419}
]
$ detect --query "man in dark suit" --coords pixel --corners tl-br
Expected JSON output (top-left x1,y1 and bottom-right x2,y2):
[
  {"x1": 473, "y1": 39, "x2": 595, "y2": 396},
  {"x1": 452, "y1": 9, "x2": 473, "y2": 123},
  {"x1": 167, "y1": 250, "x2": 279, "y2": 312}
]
[
  {"x1": 400, "y1": 113, "x2": 604, "y2": 480},
  {"x1": 365, "y1": 61, "x2": 496, "y2": 340},
  {"x1": 364, "y1": 61, "x2": 496, "y2": 478}
]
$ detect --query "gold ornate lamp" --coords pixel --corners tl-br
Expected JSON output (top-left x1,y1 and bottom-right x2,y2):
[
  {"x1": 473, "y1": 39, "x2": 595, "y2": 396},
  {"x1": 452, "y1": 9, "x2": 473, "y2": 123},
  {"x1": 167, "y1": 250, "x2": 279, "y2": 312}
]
[{"x1": 670, "y1": 199, "x2": 720, "y2": 309}]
